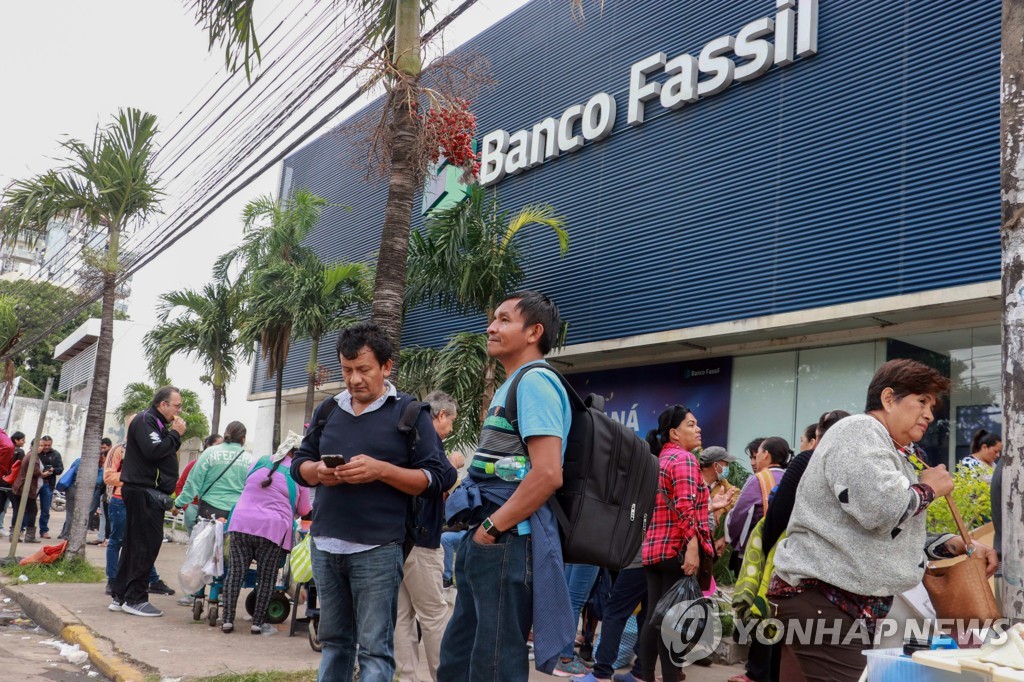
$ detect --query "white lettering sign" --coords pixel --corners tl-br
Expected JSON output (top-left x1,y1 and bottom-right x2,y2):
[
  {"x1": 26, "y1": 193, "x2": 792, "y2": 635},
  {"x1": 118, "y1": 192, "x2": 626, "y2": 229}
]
[{"x1": 479, "y1": 0, "x2": 819, "y2": 187}]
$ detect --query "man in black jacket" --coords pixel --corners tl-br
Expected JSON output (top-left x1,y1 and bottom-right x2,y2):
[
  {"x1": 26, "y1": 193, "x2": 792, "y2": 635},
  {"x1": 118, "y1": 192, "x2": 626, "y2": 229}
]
[
  {"x1": 36, "y1": 436, "x2": 63, "y2": 539},
  {"x1": 110, "y1": 386, "x2": 186, "y2": 617}
]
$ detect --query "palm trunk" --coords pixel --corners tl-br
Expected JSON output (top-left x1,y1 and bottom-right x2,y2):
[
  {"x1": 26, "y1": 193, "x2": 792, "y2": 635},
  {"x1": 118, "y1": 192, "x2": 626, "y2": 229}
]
[
  {"x1": 370, "y1": 0, "x2": 422, "y2": 367},
  {"x1": 69, "y1": 269, "x2": 118, "y2": 558},
  {"x1": 304, "y1": 335, "x2": 320, "y2": 424},
  {"x1": 273, "y1": 359, "x2": 284, "y2": 450},
  {"x1": 999, "y1": 0, "x2": 1024, "y2": 619},
  {"x1": 211, "y1": 384, "x2": 223, "y2": 435}
]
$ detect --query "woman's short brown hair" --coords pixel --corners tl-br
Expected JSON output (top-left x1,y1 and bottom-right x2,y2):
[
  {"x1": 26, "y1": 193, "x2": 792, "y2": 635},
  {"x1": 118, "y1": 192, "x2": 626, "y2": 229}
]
[{"x1": 865, "y1": 359, "x2": 950, "y2": 412}]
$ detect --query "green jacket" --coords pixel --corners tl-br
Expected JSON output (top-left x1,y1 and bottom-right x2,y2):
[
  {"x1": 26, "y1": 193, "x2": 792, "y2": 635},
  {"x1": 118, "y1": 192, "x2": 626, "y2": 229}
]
[{"x1": 175, "y1": 442, "x2": 256, "y2": 513}]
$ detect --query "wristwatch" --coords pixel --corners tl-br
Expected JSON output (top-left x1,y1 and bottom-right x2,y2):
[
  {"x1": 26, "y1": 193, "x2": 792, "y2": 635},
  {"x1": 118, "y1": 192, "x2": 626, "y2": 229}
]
[{"x1": 481, "y1": 517, "x2": 502, "y2": 539}]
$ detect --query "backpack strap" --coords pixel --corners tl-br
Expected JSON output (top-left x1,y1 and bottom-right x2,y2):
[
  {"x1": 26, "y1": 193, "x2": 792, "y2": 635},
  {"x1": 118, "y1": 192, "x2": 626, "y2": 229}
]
[
  {"x1": 306, "y1": 396, "x2": 340, "y2": 438},
  {"x1": 246, "y1": 456, "x2": 297, "y2": 511},
  {"x1": 504, "y1": 362, "x2": 585, "y2": 434},
  {"x1": 397, "y1": 399, "x2": 428, "y2": 453},
  {"x1": 756, "y1": 468, "x2": 775, "y2": 515}
]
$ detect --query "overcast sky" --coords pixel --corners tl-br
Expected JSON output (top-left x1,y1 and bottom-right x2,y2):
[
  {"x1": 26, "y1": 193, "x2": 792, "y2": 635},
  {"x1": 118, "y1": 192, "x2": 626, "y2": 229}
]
[{"x1": 0, "y1": 0, "x2": 529, "y2": 434}]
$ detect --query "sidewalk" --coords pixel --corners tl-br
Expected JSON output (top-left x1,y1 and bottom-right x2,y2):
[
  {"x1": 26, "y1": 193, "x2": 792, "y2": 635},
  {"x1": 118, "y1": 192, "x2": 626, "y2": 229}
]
[{"x1": 3, "y1": 507, "x2": 747, "y2": 680}]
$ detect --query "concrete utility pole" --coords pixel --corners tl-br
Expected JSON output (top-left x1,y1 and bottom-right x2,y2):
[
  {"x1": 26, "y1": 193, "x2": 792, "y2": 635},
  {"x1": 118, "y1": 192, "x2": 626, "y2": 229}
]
[
  {"x1": 2, "y1": 377, "x2": 53, "y2": 564},
  {"x1": 1000, "y1": 0, "x2": 1024, "y2": 620}
]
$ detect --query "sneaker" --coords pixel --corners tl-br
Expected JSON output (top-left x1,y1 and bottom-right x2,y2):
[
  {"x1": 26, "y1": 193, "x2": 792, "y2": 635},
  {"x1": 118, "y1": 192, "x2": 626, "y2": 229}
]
[
  {"x1": 122, "y1": 601, "x2": 163, "y2": 617},
  {"x1": 553, "y1": 656, "x2": 589, "y2": 677},
  {"x1": 251, "y1": 623, "x2": 277, "y2": 636},
  {"x1": 40, "y1": 532, "x2": 51, "y2": 539},
  {"x1": 442, "y1": 577, "x2": 453, "y2": 589},
  {"x1": 578, "y1": 644, "x2": 595, "y2": 667},
  {"x1": 104, "y1": 582, "x2": 113, "y2": 596},
  {"x1": 0, "y1": 528, "x2": 9, "y2": 538},
  {"x1": 221, "y1": 622, "x2": 233, "y2": 633},
  {"x1": 148, "y1": 580, "x2": 176, "y2": 596},
  {"x1": 108, "y1": 598, "x2": 123, "y2": 612},
  {"x1": 176, "y1": 595, "x2": 195, "y2": 607}
]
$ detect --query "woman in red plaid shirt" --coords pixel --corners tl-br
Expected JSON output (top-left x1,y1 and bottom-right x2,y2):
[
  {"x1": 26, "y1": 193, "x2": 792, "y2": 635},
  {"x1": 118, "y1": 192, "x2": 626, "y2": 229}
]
[{"x1": 637, "y1": 404, "x2": 716, "y2": 682}]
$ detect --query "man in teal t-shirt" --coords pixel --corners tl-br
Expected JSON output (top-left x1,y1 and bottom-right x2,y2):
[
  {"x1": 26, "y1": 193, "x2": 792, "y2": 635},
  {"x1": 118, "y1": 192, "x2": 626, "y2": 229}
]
[{"x1": 438, "y1": 291, "x2": 575, "y2": 680}]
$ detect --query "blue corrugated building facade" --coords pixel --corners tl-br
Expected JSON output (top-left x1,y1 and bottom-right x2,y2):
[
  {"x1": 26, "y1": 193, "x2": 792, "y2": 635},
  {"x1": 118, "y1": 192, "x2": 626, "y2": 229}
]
[{"x1": 250, "y1": 0, "x2": 1003, "y2": 467}]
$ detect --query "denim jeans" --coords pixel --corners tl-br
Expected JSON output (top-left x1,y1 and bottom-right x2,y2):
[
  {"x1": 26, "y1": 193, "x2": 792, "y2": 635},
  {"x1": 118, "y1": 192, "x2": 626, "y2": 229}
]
[
  {"x1": 592, "y1": 566, "x2": 647, "y2": 678},
  {"x1": 440, "y1": 530, "x2": 466, "y2": 581},
  {"x1": 38, "y1": 482, "x2": 53, "y2": 534},
  {"x1": 437, "y1": 532, "x2": 533, "y2": 682},
  {"x1": 561, "y1": 563, "x2": 600, "y2": 657},
  {"x1": 106, "y1": 497, "x2": 159, "y2": 584},
  {"x1": 311, "y1": 540, "x2": 404, "y2": 682}
]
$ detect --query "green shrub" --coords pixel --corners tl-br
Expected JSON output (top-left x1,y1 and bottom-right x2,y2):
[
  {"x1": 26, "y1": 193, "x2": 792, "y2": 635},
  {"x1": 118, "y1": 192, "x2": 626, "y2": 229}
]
[{"x1": 926, "y1": 465, "x2": 992, "y2": 534}]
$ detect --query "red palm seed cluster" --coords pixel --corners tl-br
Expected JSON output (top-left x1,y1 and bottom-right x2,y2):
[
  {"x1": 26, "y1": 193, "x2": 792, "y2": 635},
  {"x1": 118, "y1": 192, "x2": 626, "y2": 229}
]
[{"x1": 421, "y1": 98, "x2": 480, "y2": 182}]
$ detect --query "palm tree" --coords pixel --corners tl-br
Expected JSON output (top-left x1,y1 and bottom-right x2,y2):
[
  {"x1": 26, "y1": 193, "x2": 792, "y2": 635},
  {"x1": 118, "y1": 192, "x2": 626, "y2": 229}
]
[
  {"x1": 189, "y1": 1, "x2": 426, "y2": 357},
  {"x1": 216, "y1": 189, "x2": 326, "y2": 447},
  {"x1": 143, "y1": 280, "x2": 246, "y2": 434},
  {"x1": 402, "y1": 186, "x2": 568, "y2": 447},
  {"x1": 0, "y1": 108, "x2": 161, "y2": 558},
  {"x1": 290, "y1": 260, "x2": 372, "y2": 421},
  {"x1": 116, "y1": 378, "x2": 210, "y2": 442}
]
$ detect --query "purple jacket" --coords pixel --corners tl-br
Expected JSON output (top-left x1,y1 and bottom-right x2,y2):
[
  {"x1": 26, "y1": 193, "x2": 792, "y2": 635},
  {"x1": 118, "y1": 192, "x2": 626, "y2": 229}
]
[
  {"x1": 725, "y1": 466, "x2": 785, "y2": 553},
  {"x1": 227, "y1": 456, "x2": 311, "y2": 550}
]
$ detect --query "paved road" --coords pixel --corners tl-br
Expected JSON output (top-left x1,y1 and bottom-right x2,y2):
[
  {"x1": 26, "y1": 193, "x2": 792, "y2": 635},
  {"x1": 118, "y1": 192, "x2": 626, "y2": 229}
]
[{"x1": 0, "y1": 596, "x2": 109, "y2": 681}]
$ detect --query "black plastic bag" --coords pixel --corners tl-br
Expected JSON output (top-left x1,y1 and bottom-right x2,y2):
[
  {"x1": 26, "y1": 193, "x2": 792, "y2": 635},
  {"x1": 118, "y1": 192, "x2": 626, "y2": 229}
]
[
  {"x1": 651, "y1": 575, "x2": 703, "y2": 628},
  {"x1": 651, "y1": 575, "x2": 721, "y2": 668}
]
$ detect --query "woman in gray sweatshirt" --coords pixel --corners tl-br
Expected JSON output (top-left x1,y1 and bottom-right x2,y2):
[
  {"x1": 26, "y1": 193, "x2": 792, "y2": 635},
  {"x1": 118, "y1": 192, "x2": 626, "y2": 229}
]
[{"x1": 769, "y1": 359, "x2": 998, "y2": 682}]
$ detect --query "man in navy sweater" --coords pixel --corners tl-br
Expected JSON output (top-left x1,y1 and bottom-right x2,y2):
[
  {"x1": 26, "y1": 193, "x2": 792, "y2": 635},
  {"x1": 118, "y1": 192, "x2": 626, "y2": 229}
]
[{"x1": 292, "y1": 322, "x2": 456, "y2": 682}]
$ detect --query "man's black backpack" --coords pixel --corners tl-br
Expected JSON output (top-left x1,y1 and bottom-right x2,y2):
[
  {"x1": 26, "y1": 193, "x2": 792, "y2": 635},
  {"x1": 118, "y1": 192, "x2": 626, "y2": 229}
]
[{"x1": 506, "y1": 364, "x2": 659, "y2": 570}]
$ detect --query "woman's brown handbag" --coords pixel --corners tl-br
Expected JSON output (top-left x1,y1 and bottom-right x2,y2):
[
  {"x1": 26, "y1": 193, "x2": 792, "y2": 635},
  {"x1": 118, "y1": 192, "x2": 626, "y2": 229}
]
[{"x1": 921, "y1": 494, "x2": 1001, "y2": 622}]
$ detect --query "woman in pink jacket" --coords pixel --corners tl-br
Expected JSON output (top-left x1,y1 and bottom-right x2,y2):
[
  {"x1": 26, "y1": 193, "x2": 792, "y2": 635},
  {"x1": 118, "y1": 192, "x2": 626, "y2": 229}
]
[{"x1": 220, "y1": 433, "x2": 311, "y2": 635}]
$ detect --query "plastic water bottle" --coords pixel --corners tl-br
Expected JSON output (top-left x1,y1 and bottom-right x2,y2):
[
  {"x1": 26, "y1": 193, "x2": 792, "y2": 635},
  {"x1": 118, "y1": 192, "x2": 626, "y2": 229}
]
[{"x1": 493, "y1": 456, "x2": 530, "y2": 481}]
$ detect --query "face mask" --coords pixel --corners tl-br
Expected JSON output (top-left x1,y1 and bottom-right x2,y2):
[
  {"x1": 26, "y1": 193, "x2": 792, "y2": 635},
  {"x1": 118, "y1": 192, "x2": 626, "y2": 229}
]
[{"x1": 718, "y1": 465, "x2": 729, "y2": 481}]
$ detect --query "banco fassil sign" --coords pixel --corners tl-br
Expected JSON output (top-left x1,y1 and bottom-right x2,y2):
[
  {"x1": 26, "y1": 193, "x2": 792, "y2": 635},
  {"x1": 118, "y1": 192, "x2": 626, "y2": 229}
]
[{"x1": 479, "y1": 0, "x2": 820, "y2": 188}]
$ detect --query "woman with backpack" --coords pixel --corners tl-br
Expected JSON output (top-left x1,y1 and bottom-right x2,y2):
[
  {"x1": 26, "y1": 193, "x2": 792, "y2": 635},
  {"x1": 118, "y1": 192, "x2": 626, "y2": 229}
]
[{"x1": 219, "y1": 431, "x2": 311, "y2": 635}]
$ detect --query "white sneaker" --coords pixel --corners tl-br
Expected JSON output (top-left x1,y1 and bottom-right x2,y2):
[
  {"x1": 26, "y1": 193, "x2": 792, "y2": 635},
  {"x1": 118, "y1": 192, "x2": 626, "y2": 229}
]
[
  {"x1": 108, "y1": 599, "x2": 123, "y2": 612},
  {"x1": 0, "y1": 528, "x2": 9, "y2": 538}
]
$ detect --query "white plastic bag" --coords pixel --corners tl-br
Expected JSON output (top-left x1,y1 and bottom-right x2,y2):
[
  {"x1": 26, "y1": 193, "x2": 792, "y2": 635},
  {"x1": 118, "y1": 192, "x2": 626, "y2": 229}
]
[
  {"x1": 178, "y1": 518, "x2": 220, "y2": 595},
  {"x1": 202, "y1": 519, "x2": 225, "y2": 578}
]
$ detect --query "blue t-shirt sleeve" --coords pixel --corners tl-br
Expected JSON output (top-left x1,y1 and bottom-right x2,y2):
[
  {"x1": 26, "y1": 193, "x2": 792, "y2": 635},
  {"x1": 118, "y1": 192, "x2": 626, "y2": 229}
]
[{"x1": 515, "y1": 369, "x2": 571, "y2": 454}]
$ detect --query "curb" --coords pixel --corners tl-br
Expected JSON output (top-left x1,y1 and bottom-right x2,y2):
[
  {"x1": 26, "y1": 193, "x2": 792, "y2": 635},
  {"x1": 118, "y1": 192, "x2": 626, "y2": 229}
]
[{"x1": 0, "y1": 579, "x2": 152, "y2": 682}]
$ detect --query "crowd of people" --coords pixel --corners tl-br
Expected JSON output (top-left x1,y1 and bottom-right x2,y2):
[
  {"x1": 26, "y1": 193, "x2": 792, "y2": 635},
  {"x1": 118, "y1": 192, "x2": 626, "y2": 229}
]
[{"x1": 0, "y1": 288, "x2": 1008, "y2": 682}]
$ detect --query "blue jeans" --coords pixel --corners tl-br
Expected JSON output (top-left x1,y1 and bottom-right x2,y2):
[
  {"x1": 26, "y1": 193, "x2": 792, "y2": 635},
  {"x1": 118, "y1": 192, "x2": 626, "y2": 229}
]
[
  {"x1": 38, "y1": 482, "x2": 53, "y2": 534},
  {"x1": 561, "y1": 563, "x2": 600, "y2": 658},
  {"x1": 441, "y1": 530, "x2": 466, "y2": 581},
  {"x1": 311, "y1": 541, "x2": 404, "y2": 682},
  {"x1": 593, "y1": 566, "x2": 647, "y2": 678},
  {"x1": 106, "y1": 497, "x2": 159, "y2": 584},
  {"x1": 437, "y1": 532, "x2": 533, "y2": 682}
]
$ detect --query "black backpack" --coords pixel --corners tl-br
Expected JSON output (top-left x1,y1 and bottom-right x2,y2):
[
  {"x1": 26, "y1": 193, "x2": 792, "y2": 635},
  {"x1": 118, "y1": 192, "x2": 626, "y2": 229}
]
[{"x1": 506, "y1": 364, "x2": 659, "y2": 570}]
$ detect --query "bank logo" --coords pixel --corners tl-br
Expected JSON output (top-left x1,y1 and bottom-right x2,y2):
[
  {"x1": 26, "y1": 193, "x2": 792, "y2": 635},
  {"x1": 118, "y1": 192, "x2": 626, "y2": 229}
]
[
  {"x1": 660, "y1": 596, "x2": 723, "y2": 667},
  {"x1": 422, "y1": 156, "x2": 472, "y2": 216}
]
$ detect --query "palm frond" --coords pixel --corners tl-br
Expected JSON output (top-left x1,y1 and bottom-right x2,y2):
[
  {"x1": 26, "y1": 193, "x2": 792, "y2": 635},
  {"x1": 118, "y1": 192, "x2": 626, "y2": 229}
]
[{"x1": 189, "y1": 0, "x2": 262, "y2": 79}]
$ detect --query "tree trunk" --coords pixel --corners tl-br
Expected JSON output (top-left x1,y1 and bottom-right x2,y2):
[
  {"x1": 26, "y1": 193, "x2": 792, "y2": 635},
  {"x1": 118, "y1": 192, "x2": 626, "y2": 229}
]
[
  {"x1": 211, "y1": 383, "x2": 222, "y2": 435},
  {"x1": 273, "y1": 359, "x2": 284, "y2": 450},
  {"x1": 68, "y1": 270, "x2": 118, "y2": 558},
  {"x1": 370, "y1": 0, "x2": 422, "y2": 368},
  {"x1": 1000, "y1": 0, "x2": 1024, "y2": 620},
  {"x1": 304, "y1": 334, "x2": 320, "y2": 425}
]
